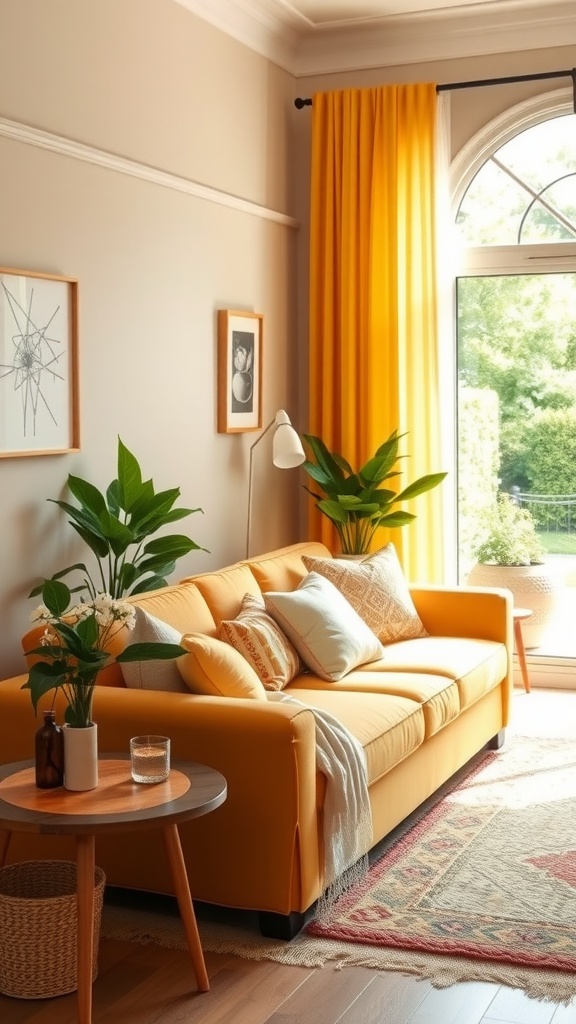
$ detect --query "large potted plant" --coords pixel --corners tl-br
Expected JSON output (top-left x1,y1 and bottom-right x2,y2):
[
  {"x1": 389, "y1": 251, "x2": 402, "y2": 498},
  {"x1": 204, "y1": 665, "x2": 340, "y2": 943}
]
[
  {"x1": 29, "y1": 436, "x2": 206, "y2": 600},
  {"x1": 302, "y1": 429, "x2": 446, "y2": 556},
  {"x1": 25, "y1": 436, "x2": 206, "y2": 789},
  {"x1": 467, "y1": 493, "x2": 557, "y2": 648}
]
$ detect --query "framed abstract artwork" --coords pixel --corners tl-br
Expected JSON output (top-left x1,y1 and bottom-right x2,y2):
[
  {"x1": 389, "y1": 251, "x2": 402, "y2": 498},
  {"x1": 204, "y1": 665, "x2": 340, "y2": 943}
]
[
  {"x1": 0, "y1": 267, "x2": 79, "y2": 457},
  {"x1": 217, "y1": 309, "x2": 263, "y2": 433}
]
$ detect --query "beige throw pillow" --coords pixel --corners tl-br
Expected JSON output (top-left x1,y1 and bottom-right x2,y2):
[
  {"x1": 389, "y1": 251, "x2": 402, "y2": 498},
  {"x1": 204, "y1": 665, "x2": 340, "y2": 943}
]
[
  {"x1": 264, "y1": 571, "x2": 384, "y2": 682},
  {"x1": 302, "y1": 543, "x2": 427, "y2": 645},
  {"x1": 218, "y1": 594, "x2": 302, "y2": 691},
  {"x1": 120, "y1": 607, "x2": 188, "y2": 692}
]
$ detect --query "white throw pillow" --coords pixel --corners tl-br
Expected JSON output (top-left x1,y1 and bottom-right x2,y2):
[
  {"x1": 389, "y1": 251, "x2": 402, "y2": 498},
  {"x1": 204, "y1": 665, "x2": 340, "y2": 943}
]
[
  {"x1": 120, "y1": 607, "x2": 188, "y2": 692},
  {"x1": 264, "y1": 572, "x2": 384, "y2": 682}
]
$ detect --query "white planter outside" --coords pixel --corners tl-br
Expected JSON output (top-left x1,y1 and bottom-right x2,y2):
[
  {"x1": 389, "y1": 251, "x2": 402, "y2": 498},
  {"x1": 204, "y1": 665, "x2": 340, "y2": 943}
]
[
  {"x1": 467, "y1": 562, "x2": 560, "y2": 648},
  {"x1": 63, "y1": 723, "x2": 98, "y2": 791}
]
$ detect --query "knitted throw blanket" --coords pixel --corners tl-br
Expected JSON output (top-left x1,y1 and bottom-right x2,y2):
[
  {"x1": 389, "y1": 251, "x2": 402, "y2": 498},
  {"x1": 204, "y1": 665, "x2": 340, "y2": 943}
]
[{"x1": 266, "y1": 692, "x2": 373, "y2": 918}]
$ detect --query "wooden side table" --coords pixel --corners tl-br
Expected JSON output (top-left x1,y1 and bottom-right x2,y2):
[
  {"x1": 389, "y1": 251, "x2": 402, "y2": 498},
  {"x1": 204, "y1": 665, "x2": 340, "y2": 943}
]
[
  {"x1": 0, "y1": 755, "x2": 226, "y2": 1024},
  {"x1": 513, "y1": 607, "x2": 533, "y2": 693}
]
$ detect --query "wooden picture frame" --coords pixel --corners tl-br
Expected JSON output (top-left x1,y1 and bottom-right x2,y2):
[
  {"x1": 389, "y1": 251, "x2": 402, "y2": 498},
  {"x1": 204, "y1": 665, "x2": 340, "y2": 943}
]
[
  {"x1": 0, "y1": 267, "x2": 79, "y2": 457},
  {"x1": 217, "y1": 309, "x2": 263, "y2": 434}
]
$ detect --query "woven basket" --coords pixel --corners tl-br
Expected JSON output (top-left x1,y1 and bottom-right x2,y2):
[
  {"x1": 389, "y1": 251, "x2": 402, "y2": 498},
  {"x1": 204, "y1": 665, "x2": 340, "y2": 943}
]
[{"x1": 0, "y1": 860, "x2": 106, "y2": 1000}]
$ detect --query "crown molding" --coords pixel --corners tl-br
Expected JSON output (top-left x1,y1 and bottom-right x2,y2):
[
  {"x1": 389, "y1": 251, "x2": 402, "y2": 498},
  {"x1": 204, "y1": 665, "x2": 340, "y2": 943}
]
[
  {"x1": 173, "y1": 0, "x2": 576, "y2": 76},
  {"x1": 0, "y1": 116, "x2": 299, "y2": 229}
]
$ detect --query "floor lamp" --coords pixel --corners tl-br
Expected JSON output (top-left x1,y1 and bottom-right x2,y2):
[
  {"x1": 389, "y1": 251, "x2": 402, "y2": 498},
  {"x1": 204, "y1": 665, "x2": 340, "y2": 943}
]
[{"x1": 246, "y1": 409, "x2": 305, "y2": 558}]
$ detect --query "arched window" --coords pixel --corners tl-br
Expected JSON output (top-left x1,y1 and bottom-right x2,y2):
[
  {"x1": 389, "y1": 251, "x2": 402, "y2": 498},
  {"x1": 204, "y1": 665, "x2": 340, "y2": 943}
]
[
  {"x1": 456, "y1": 114, "x2": 576, "y2": 245},
  {"x1": 452, "y1": 90, "x2": 576, "y2": 667}
]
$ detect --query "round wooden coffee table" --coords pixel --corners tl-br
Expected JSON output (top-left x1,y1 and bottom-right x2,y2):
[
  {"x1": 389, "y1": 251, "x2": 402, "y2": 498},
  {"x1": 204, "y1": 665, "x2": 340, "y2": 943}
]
[{"x1": 0, "y1": 755, "x2": 227, "y2": 1023}]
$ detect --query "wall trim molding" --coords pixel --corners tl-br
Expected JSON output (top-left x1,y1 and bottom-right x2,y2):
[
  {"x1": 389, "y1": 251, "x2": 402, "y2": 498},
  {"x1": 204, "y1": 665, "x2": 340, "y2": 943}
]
[
  {"x1": 0, "y1": 115, "x2": 299, "y2": 230},
  {"x1": 174, "y1": 0, "x2": 576, "y2": 77}
]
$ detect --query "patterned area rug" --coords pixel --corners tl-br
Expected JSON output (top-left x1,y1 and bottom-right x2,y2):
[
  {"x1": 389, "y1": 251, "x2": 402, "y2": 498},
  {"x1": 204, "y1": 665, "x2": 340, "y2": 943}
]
[
  {"x1": 101, "y1": 735, "x2": 576, "y2": 1005},
  {"x1": 308, "y1": 735, "x2": 576, "y2": 970}
]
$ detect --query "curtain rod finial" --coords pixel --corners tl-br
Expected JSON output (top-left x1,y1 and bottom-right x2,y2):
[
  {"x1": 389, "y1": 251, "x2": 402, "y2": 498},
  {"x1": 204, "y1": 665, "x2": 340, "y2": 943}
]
[{"x1": 294, "y1": 97, "x2": 312, "y2": 109}]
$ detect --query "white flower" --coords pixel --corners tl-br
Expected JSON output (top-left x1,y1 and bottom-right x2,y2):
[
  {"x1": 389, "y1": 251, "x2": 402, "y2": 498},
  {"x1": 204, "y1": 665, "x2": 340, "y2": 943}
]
[
  {"x1": 69, "y1": 602, "x2": 92, "y2": 623},
  {"x1": 92, "y1": 593, "x2": 135, "y2": 630},
  {"x1": 30, "y1": 604, "x2": 54, "y2": 624}
]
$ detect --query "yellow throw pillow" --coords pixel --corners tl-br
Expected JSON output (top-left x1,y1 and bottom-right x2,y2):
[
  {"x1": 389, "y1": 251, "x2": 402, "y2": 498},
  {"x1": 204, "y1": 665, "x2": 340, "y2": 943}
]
[
  {"x1": 302, "y1": 544, "x2": 427, "y2": 645},
  {"x1": 218, "y1": 594, "x2": 302, "y2": 691},
  {"x1": 178, "y1": 633, "x2": 267, "y2": 700}
]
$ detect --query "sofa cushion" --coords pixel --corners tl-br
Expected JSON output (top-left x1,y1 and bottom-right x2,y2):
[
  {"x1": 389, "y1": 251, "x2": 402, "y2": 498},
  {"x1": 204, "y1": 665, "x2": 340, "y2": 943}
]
[
  {"x1": 218, "y1": 594, "x2": 302, "y2": 691},
  {"x1": 264, "y1": 572, "x2": 384, "y2": 682},
  {"x1": 302, "y1": 544, "x2": 427, "y2": 645},
  {"x1": 288, "y1": 687, "x2": 425, "y2": 784},
  {"x1": 190, "y1": 564, "x2": 262, "y2": 625},
  {"x1": 120, "y1": 607, "x2": 188, "y2": 692},
  {"x1": 288, "y1": 669, "x2": 460, "y2": 738},
  {"x1": 371, "y1": 636, "x2": 508, "y2": 710},
  {"x1": 246, "y1": 541, "x2": 331, "y2": 593},
  {"x1": 130, "y1": 582, "x2": 217, "y2": 636},
  {"x1": 178, "y1": 633, "x2": 267, "y2": 700}
]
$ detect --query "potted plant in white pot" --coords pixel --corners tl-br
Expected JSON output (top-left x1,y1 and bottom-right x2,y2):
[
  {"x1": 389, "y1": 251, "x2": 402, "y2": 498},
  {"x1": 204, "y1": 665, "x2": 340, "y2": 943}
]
[
  {"x1": 467, "y1": 492, "x2": 557, "y2": 648},
  {"x1": 302, "y1": 429, "x2": 446, "y2": 556}
]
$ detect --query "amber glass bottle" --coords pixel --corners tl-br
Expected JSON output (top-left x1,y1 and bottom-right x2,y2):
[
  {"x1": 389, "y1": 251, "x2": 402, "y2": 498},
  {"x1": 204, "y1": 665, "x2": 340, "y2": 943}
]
[{"x1": 34, "y1": 710, "x2": 64, "y2": 788}]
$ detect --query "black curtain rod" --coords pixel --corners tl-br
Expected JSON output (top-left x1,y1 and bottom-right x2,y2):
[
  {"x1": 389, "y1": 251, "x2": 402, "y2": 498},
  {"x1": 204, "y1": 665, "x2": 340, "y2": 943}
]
[{"x1": 294, "y1": 67, "x2": 576, "y2": 112}]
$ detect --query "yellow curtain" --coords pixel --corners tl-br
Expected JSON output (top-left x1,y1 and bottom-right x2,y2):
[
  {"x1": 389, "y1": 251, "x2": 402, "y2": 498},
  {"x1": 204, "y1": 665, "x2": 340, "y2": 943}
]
[{"x1": 308, "y1": 83, "x2": 445, "y2": 582}]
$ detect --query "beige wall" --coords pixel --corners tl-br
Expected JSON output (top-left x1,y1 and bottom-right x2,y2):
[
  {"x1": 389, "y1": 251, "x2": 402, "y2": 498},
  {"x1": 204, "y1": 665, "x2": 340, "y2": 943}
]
[
  {"x1": 0, "y1": 0, "x2": 573, "y2": 680},
  {"x1": 0, "y1": 0, "x2": 301, "y2": 677}
]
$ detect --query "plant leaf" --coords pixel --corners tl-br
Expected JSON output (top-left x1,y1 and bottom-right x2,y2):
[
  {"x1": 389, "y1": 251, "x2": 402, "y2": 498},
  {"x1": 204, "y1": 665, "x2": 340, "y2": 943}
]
[
  {"x1": 116, "y1": 642, "x2": 186, "y2": 662},
  {"x1": 117, "y1": 437, "x2": 144, "y2": 511}
]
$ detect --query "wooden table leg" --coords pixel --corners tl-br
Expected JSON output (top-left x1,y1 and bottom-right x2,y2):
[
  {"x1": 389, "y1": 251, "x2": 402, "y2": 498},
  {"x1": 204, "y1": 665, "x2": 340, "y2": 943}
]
[
  {"x1": 0, "y1": 828, "x2": 10, "y2": 868},
  {"x1": 76, "y1": 834, "x2": 96, "y2": 1024},
  {"x1": 514, "y1": 617, "x2": 531, "y2": 693},
  {"x1": 162, "y1": 823, "x2": 210, "y2": 992}
]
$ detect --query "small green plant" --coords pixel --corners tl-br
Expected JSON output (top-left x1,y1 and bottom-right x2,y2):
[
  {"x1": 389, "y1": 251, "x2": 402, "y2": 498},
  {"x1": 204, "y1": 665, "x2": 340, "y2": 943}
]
[
  {"x1": 302, "y1": 430, "x2": 447, "y2": 555},
  {"x1": 29, "y1": 437, "x2": 206, "y2": 601},
  {"x1": 474, "y1": 493, "x2": 545, "y2": 566},
  {"x1": 24, "y1": 586, "x2": 184, "y2": 726}
]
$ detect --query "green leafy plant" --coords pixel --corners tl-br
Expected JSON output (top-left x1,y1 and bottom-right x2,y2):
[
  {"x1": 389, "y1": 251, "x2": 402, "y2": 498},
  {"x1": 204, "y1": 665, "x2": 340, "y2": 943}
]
[
  {"x1": 23, "y1": 584, "x2": 185, "y2": 727},
  {"x1": 29, "y1": 437, "x2": 206, "y2": 601},
  {"x1": 302, "y1": 430, "x2": 447, "y2": 555},
  {"x1": 474, "y1": 493, "x2": 545, "y2": 566}
]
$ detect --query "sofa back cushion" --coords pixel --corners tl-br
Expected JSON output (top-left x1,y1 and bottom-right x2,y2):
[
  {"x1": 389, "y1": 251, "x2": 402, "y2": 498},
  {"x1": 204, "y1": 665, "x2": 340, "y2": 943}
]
[
  {"x1": 246, "y1": 541, "x2": 332, "y2": 593},
  {"x1": 190, "y1": 564, "x2": 262, "y2": 624},
  {"x1": 129, "y1": 582, "x2": 217, "y2": 636}
]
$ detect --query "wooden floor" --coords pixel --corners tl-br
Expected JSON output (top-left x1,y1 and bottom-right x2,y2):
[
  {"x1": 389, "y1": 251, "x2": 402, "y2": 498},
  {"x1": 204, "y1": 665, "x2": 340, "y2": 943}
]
[{"x1": 2, "y1": 688, "x2": 576, "y2": 1024}]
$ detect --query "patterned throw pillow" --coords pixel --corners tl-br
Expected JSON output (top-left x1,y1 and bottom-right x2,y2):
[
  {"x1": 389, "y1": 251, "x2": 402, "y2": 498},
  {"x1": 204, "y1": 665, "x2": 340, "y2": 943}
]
[
  {"x1": 264, "y1": 572, "x2": 384, "y2": 681},
  {"x1": 177, "y1": 633, "x2": 267, "y2": 700},
  {"x1": 120, "y1": 607, "x2": 188, "y2": 692},
  {"x1": 302, "y1": 544, "x2": 427, "y2": 645},
  {"x1": 218, "y1": 594, "x2": 302, "y2": 691}
]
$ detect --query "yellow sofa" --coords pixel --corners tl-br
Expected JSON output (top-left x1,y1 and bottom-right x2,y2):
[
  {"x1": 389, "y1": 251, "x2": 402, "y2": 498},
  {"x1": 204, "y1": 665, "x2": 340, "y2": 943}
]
[{"x1": 0, "y1": 541, "x2": 513, "y2": 938}]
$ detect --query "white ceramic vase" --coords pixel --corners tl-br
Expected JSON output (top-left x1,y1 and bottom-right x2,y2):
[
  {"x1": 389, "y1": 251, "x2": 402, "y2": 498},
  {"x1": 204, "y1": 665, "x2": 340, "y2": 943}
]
[
  {"x1": 467, "y1": 562, "x2": 559, "y2": 648},
  {"x1": 63, "y1": 722, "x2": 99, "y2": 791}
]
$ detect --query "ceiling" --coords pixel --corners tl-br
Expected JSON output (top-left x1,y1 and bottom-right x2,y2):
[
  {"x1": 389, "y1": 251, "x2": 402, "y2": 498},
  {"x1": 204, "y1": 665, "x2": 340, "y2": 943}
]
[{"x1": 175, "y1": 0, "x2": 576, "y2": 75}]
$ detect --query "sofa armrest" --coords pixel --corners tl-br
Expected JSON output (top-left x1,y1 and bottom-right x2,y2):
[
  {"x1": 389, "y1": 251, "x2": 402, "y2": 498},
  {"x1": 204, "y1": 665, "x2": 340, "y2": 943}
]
[
  {"x1": 410, "y1": 585, "x2": 513, "y2": 647},
  {"x1": 0, "y1": 677, "x2": 323, "y2": 914}
]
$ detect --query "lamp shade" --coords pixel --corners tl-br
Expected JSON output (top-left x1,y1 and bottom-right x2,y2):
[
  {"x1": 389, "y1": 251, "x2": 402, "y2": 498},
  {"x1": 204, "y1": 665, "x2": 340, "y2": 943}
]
[
  {"x1": 272, "y1": 411, "x2": 305, "y2": 469},
  {"x1": 246, "y1": 409, "x2": 305, "y2": 558}
]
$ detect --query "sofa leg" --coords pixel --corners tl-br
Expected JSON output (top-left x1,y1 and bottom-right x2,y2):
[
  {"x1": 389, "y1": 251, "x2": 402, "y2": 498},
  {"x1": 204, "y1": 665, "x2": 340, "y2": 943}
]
[
  {"x1": 258, "y1": 910, "x2": 306, "y2": 940},
  {"x1": 488, "y1": 728, "x2": 505, "y2": 750}
]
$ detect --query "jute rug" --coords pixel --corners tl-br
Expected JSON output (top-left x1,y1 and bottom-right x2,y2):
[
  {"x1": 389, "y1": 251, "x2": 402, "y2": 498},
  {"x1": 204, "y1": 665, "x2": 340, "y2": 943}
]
[{"x1": 101, "y1": 735, "x2": 576, "y2": 1005}]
